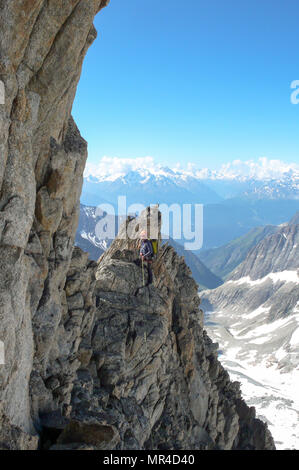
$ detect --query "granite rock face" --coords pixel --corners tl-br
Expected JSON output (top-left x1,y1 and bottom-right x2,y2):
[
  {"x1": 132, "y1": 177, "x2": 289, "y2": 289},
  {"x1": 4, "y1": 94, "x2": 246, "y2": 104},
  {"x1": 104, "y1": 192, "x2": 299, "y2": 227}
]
[
  {"x1": 0, "y1": 0, "x2": 109, "y2": 448},
  {"x1": 0, "y1": 1, "x2": 274, "y2": 450}
]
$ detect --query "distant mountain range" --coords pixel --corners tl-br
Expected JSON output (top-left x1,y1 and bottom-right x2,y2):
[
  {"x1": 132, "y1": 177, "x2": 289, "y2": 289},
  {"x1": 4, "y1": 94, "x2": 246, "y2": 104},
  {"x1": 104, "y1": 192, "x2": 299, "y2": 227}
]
[
  {"x1": 82, "y1": 159, "x2": 299, "y2": 207},
  {"x1": 82, "y1": 170, "x2": 223, "y2": 207},
  {"x1": 81, "y1": 162, "x2": 299, "y2": 249},
  {"x1": 82, "y1": 170, "x2": 299, "y2": 208}
]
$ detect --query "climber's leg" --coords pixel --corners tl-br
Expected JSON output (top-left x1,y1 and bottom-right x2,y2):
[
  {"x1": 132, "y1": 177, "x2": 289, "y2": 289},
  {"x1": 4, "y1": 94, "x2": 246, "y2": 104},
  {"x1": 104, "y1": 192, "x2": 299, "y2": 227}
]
[{"x1": 147, "y1": 262, "x2": 153, "y2": 285}]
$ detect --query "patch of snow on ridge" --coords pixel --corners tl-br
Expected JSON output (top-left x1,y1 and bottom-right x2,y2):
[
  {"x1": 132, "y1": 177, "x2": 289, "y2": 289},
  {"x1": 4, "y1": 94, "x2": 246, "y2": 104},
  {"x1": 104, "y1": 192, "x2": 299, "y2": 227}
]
[
  {"x1": 80, "y1": 231, "x2": 108, "y2": 250},
  {"x1": 232, "y1": 313, "x2": 299, "y2": 339},
  {"x1": 228, "y1": 270, "x2": 299, "y2": 286},
  {"x1": 244, "y1": 306, "x2": 269, "y2": 319},
  {"x1": 249, "y1": 336, "x2": 273, "y2": 345}
]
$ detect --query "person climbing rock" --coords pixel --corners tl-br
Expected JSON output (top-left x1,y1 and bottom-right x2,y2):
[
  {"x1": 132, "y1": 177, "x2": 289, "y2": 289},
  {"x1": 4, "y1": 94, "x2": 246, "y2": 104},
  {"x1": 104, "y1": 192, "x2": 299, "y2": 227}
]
[{"x1": 139, "y1": 230, "x2": 153, "y2": 286}]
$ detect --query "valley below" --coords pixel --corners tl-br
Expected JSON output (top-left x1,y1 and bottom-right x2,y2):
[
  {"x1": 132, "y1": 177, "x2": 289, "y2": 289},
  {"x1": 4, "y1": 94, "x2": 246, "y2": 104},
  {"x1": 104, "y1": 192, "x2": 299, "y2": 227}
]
[{"x1": 204, "y1": 309, "x2": 299, "y2": 450}]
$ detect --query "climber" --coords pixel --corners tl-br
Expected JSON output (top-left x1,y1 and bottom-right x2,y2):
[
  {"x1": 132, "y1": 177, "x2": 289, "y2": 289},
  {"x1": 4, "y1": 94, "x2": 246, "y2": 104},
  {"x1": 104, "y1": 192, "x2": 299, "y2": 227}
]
[{"x1": 139, "y1": 230, "x2": 154, "y2": 286}]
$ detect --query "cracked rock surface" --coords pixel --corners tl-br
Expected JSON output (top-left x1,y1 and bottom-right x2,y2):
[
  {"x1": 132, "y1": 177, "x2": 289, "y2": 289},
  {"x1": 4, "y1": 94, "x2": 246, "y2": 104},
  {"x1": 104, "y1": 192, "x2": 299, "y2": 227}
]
[{"x1": 0, "y1": 0, "x2": 109, "y2": 446}]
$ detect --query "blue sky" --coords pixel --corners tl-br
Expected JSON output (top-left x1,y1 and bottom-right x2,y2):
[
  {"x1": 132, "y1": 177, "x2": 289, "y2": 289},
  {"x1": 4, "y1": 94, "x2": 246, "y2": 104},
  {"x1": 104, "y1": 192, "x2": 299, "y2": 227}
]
[{"x1": 72, "y1": 0, "x2": 299, "y2": 170}]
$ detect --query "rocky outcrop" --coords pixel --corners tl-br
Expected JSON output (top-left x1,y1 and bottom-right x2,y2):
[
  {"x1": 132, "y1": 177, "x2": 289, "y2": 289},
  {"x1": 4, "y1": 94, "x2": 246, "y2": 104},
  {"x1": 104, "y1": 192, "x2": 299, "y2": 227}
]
[
  {"x1": 0, "y1": 1, "x2": 274, "y2": 450},
  {"x1": 61, "y1": 207, "x2": 274, "y2": 450},
  {"x1": 75, "y1": 204, "x2": 223, "y2": 290}
]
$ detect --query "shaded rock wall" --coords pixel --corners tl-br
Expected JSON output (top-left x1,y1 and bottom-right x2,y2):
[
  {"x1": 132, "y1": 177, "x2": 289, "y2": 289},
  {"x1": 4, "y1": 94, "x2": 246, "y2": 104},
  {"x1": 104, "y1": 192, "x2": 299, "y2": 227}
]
[{"x1": 0, "y1": 0, "x2": 109, "y2": 445}]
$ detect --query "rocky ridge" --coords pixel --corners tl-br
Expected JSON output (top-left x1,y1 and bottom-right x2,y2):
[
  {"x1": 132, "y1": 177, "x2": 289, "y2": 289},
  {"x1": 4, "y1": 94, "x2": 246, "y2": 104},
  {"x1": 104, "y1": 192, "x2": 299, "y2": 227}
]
[
  {"x1": 0, "y1": 0, "x2": 274, "y2": 450},
  {"x1": 75, "y1": 203, "x2": 223, "y2": 290}
]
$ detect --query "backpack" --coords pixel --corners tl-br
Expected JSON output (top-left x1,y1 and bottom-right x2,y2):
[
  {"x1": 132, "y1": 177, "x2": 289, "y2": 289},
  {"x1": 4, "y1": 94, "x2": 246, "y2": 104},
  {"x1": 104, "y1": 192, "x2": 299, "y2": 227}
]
[
  {"x1": 150, "y1": 239, "x2": 158, "y2": 256},
  {"x1": 140, "y1": 240, "x2": 154, "y2": 259}
]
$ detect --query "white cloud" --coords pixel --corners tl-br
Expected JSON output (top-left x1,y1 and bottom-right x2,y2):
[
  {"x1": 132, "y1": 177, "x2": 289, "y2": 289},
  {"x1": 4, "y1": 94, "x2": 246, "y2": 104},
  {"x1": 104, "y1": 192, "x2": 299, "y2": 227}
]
[
  {"x1": 218, "y1": 157, "x2": 299, "y2": 180},
  {"x1": 84, "y1": 156, "x2": 299, "y2": 182},
  {"x1": 84, "y1": 156, "x2": 157, "y2": 181}
]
